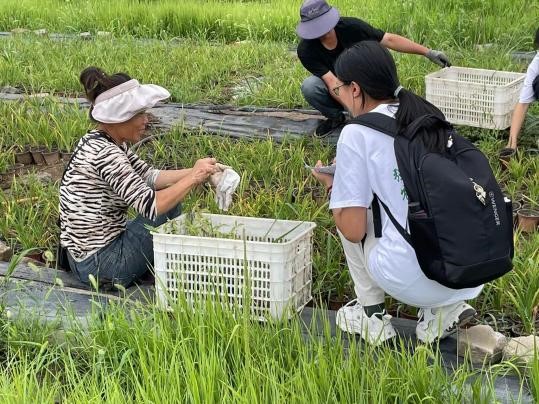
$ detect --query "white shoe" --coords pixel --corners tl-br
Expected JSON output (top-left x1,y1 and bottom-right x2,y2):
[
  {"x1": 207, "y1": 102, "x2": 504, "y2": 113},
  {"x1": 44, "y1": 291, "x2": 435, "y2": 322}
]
[
  {"x1": 416, "y1": 301, "x2": 476, "y2": 343},
  {"x1": 336, "y1": 299, "x2": 396, "y2": 346}
]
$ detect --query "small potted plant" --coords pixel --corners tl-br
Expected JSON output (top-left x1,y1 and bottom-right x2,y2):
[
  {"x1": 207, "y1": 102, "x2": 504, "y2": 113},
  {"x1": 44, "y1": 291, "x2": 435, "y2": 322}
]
[
  {"x1": 517, "y1": 206, "x2": 539, "y2": 233},
  {"x1": 60, "y1": 150, "x2": 73, "y2": 162},
  {"x1": 14, "y1": 146, "x2": 33, "y2": 166},
  {"x1": 41, "y1": 146, "x2": 61, "y2": 166},
  {"x1": 499, "y1": 147, "x2": 516, "y2": 171},
  {"x1": 512, "y1": 200, "x2": 522, "y2": 226},
  {"x1": 525, "y1": 148, "x2": 539, "y2": 158},
  {"x1": 29, "y1": 146, "x2": 46, "y2": 165}
]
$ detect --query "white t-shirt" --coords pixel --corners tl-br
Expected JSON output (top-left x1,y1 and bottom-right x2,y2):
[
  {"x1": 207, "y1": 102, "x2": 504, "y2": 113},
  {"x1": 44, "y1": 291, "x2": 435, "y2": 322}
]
[
  {"x1": 519, "y1": 51, "x2": 539, "y2": 104},
  {"x1": 329, "y1": 104, "x2": 482, "y2": 307}
]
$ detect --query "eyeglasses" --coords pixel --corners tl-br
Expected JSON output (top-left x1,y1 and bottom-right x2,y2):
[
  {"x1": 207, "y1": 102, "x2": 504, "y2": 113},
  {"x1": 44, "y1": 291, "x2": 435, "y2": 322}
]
[{"x1": 331, "y1": 82, "x2": 350, "y2": 97}]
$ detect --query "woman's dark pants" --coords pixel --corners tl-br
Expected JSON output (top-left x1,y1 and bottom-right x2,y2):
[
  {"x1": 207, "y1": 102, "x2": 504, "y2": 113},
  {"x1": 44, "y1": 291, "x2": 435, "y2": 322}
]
[{"x1": 68, "y1": 205, "x2": 182, "y2": 289}]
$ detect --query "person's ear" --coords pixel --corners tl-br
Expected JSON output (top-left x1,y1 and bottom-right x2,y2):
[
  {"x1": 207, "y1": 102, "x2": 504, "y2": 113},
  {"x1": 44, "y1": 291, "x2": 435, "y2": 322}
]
[{"x1": 351, "y1": 81, "x2": 362, "y2": 99}]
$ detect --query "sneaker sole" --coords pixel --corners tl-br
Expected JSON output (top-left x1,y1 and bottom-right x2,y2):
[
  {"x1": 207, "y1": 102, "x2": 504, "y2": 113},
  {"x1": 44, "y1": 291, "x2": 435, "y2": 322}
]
[
  {"x1": 336, "y1": 312, "x2": 397, "y2": 344},
  {"x1": 416, "y1": 307, "x2": 477, "y2": 343},
  {"x1": 440, "y1": 307, "x2": 476, "y2": 339}
]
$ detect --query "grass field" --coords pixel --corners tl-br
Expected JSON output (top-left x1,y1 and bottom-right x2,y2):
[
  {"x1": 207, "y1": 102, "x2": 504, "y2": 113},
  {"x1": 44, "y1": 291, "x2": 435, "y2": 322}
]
[{"x1": 0, "y1": 0, "x2": 538, "y2": 401}]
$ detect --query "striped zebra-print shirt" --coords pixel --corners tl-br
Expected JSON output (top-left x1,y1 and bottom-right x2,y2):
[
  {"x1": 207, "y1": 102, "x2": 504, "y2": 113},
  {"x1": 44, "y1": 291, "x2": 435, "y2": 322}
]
[{"x1": 59, "y1": 130, "x2": 159, "y2": 262}]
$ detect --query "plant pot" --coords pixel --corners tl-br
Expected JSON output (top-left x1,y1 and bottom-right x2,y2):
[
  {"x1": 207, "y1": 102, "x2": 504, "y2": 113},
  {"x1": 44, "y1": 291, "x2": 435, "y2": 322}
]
[
  {"x1": 60, "y1": 152, "x2": 73, "y2": 162},
  {"x1": 481, "y1": 313, "x2": 515, "y2": 335},
  {"x1": 30, "y1": 147, "x2": 46, "y2": 165},
  {"x1": 311, "y1": 188, "x2": 326, "y2": 204},
  {"x1": 498, "y1": 148, "x2": 515, "y2": 171},
  {"x1": 292, "y1": 186, "x2": 326, "y2": 204},
  {"x1": 14, "y1": 149, "x2": 33, "y2": 166},
  {"x1": 26, "y1": 251, "x2": 45, "y2": 263},
  {"x1": 327, "y1": 298, "x2": 348, "y2": 311},
  {"x1": 517, "y1": 209, "x2": 539, "y2": 233},
  {"x1": 42, "y1": 150, "x2": 61, "y2": 166},
  {"x1": 512, "y1": 201, "x2": 521, "y2": 226},
  {"x1": 525, "y1": 148, "x2": 539, "y2": 158},
  {"x1": 0, "y1": 171, "x2": 13, "y2": 189},
  {"x1": 11, "y1": 163, "x2": 26, "y2": 175},
  {"x1": 510, "y1": 320, "x2": 539, "y2": 337}
]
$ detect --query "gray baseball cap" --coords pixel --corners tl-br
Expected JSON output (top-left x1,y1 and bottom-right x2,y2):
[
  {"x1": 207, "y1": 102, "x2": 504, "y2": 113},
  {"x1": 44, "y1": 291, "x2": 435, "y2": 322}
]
[{"x1": 296, "y1": 0, "x2": 340, "y2": 40}]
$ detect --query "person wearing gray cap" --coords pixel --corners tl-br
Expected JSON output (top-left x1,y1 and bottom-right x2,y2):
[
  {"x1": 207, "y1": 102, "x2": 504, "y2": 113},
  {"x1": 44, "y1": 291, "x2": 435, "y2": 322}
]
[{"x1": 296, "y1": 0, "x2": 451, "y2": 137}]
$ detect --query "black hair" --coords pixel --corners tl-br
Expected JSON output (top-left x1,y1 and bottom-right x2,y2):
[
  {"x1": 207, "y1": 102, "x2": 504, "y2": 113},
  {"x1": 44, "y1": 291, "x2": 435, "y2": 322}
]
[
  {"x1": 79, "y1": 66, "x2": 131, "y2": 104},
  {"x1": 334, "y1": 41, "x2": 448, "y2": 152},
  {"x1": 535, "y1": 27, "x2": 539, "y2": 49},
  {"x1": 79, "y1": 66, "x2": 131, "y2": 122}
]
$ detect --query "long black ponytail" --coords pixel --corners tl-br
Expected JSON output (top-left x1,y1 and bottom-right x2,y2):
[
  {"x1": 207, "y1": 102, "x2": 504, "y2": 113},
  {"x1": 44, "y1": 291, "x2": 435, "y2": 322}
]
[{"x1": 334, "y1": 41, "x2": 449, "y2": 152}]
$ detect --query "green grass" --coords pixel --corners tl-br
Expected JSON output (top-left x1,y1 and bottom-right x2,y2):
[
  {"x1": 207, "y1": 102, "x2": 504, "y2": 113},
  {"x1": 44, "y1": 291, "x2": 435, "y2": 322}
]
[
  {"x1": 0, "y1": 36, "x2": 532, "y2": 110},
  {"x1": 0, "y1": 291, "x2": 523, "y2": 403},
  {"x1": 1, "y1": 0, "x2": 537, "y2": 48},
  {"x1": 0, "y1": 98, "x2": 537, "y2": 326}
]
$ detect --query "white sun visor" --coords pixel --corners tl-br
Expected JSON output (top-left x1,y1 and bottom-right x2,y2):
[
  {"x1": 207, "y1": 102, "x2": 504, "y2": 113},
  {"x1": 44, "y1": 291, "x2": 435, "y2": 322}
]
[{"x1": 91, "y1": 79, "x2": 170, "y2": 123}]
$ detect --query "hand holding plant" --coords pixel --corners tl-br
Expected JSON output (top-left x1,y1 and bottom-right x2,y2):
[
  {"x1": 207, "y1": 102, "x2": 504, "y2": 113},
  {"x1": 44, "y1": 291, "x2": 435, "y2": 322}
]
[{"x1": 191, "y1": 157, "x2": 218, "y2": 184}]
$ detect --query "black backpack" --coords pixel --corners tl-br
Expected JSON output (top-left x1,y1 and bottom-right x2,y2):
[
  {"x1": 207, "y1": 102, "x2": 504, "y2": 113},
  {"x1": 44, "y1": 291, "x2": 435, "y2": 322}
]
[
  {"x1": 533, "y1": 74, "x2": 539, "y2": 100},
  {"x1": 350, "y1": 113, "x2": 513, "y2": 289}
]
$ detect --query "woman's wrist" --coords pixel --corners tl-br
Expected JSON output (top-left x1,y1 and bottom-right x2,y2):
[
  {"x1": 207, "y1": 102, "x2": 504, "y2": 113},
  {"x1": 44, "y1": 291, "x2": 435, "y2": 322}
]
[{"x1": 326, "y1": 184, "x2": 333, "y2": 197}]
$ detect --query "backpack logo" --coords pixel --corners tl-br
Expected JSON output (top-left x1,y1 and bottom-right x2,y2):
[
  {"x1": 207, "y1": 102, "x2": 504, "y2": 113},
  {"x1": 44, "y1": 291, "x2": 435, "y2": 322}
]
[{"x1": 470, "y1": 178, "x2": 486, "y2": 206}]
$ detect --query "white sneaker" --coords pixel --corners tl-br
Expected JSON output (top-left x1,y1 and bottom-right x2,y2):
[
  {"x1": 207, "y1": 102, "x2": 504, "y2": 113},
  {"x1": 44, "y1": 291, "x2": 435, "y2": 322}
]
[
  {"x1": 416, "y1": 301, "x2": 476, "y2": 343},
  {"x1": 336, "y1": 299, "x2": 396, "y2": 346}
]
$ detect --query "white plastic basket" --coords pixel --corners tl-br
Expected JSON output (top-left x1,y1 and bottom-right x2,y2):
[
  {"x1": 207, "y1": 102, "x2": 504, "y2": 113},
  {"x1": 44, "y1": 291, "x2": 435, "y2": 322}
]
[
  {"x1": 151, "y1": 213, "x2": 316, "y2": 320},
  {"x1": 425, "y1": 67, "x2": 525, "y2": 129}
]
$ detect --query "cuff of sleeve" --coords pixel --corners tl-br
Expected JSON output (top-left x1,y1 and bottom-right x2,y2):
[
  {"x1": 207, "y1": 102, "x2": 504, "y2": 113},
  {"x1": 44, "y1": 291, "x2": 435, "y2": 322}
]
[
  {"x1": 518, "y1": 97, "x2": 535, "y2": 104},
  {"x1": 328, "y1": 200, "x2": 370, "y2": 210},
  {"x1": 146, "y1": 169, "x2": 160, "y2": 190}
]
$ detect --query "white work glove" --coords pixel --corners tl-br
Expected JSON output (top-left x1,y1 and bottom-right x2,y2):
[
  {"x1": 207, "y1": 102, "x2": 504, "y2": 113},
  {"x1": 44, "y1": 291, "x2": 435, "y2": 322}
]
[
  {"x1": 425, "y1": 49, "x2": 451, "y2": 67},
  {"x1": 209, "y1": 163, "x2": 240, "y2": 211}
]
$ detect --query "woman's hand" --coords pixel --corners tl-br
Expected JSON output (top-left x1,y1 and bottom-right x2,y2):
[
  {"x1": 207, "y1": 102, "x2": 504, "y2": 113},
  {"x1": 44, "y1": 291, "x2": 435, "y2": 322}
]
[
  {"x1": 311, "y1": 160, "x2": 334, "y2": 189},
  {"x1": 191, "y1": 157, "x2": 218, "y2": 185}
]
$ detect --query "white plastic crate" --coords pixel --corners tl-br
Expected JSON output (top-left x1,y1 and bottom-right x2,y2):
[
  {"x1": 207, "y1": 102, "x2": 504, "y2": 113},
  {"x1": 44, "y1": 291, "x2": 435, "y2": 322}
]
[
  {"x1": 151, "y1": 213, "x2": 316, "y2": 320},
  {"x1": 425, "y1": 67, "x2": 525, "y2": 129}
]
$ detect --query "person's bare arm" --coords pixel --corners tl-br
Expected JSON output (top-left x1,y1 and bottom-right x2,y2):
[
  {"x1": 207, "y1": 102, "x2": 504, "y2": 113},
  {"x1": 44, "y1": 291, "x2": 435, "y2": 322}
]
[
  {"x1": 380, "y1": 33, "x2": 428, "y2": 55},
  {"x1": 155, "y1": 158, "x2": 217, "y2": 215},
  {"x1": 321, "y1": 71, "x2": 346, "y2": 105},
  {"x1": 154, "y1": 168, "x2": 193, "y2": 190},
  {"x1": 381, "y1": 33, "x2": 451, "y2": 67},
  {"x1": 507, "y1": 103, "x2": 530, "y2": 149},
  {"x1": 333, "y1": 207, "x2": 367, "y2": 243},
  {"x1": 311, "y1": 161, "x2": 367, "y2": 243}
]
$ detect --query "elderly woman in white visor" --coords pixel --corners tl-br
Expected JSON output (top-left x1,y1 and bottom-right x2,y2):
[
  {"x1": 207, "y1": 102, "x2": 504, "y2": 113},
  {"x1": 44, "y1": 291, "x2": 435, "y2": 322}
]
[{"x1": 59, "y1": 66, "x2": 218, "y2": 288}]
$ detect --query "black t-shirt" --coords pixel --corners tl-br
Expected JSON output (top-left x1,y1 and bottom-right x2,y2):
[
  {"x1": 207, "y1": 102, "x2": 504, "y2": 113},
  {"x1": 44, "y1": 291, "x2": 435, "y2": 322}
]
[{"x1": 297, "y1": 17, "x2": 385, "y2": 77}]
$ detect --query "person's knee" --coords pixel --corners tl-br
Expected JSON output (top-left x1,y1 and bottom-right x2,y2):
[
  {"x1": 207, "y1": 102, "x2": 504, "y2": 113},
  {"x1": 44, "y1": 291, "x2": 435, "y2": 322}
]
[{"x1": 301, "y1": 76, "x2": 327, "y2": 100}]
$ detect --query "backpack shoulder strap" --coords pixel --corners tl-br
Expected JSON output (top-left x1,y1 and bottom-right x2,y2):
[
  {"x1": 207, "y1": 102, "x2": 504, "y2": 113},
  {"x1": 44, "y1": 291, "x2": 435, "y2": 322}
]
[
  {"x1": 348, "y1": 113, "x2": 407, "y2": 242},
  {"x1": 348, "y1": 112, "x2": 399, "y2": 138},
  {"x1": 401, "y1": 114, "x2": 452, "y2": 140},
  {"x1": 372, "y1": 194, "x2": 412, "y2": 246}
]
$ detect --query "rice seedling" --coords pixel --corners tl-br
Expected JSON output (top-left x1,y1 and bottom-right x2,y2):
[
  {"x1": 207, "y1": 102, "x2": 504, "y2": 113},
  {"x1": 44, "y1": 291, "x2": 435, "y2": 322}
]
[
  {"x1": 0, "y1": 97, "x2": 537, "y2": 326},
  {"x1": 0, "y1": 0, "x2": 537, "y2": 47},
  {"x1": 0, "y1": 289, "x2": 523, "y2": 402},
  {"x1": 0, "y1": 35, "x2": 531, "y2": 108}
]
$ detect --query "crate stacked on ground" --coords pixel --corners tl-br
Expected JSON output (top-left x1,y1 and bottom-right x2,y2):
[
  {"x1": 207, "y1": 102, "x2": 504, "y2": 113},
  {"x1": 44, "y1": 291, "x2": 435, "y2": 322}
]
[
  {"x1": 152, "y1": 213, "x2": 316, "y2": 320},
  {"x1": 425, "y1": 67, "x2": 525, "y2": 130}
]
